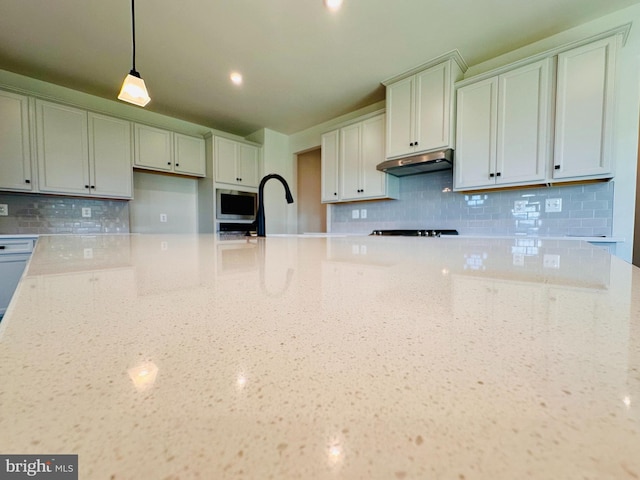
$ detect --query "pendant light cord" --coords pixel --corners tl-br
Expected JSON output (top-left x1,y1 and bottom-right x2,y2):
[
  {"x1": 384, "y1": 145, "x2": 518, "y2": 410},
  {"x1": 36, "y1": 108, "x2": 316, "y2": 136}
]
[{"x1": 130, "y1": 0, "x2": 137, "y2": 75}]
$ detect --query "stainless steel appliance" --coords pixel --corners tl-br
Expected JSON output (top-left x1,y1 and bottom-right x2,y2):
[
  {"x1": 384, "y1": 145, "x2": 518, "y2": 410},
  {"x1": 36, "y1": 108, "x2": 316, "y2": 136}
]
[
  {"x1": 216, "y1": 189, "x2": 257, "y2": 222},
  {"x1": 376, "y1": 149, "x2": 453, "y2": 177}
]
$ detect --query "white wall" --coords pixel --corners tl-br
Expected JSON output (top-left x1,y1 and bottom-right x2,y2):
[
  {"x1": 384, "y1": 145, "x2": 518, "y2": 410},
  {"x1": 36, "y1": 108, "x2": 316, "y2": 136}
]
[{"x1": 130, "y1": 171, "x2": 198, "y2": 233}]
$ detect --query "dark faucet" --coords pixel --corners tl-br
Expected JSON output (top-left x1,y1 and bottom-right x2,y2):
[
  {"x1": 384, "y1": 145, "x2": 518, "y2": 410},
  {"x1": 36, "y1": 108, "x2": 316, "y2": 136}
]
[{"x1": 255, "y1": 174, "x2": 294, "y2": 237}]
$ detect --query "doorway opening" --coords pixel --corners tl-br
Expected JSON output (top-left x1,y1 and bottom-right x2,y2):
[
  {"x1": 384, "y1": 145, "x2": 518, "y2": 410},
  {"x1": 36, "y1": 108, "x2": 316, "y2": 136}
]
[{"x1": 296, "y1": 148, "x2": 326, "y2": 233}]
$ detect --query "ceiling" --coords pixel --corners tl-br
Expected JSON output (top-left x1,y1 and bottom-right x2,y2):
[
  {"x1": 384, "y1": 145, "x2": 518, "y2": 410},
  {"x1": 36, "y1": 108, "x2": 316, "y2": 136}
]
[{"x1": 1, "y1": 0, "x2": 639, "y2": 137}]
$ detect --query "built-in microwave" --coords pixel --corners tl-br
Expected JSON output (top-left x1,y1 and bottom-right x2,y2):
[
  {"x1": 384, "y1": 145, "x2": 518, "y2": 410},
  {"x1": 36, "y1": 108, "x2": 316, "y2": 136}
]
[{"x1": 216, "y1": 189, "x2": 257, "y2": 222}]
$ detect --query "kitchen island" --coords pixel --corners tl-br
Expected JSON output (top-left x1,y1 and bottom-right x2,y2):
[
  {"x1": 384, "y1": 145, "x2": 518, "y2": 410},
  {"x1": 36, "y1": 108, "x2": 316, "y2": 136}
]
[{"x1": 0, "y1": 234, "x2": 638, "y2": 479}]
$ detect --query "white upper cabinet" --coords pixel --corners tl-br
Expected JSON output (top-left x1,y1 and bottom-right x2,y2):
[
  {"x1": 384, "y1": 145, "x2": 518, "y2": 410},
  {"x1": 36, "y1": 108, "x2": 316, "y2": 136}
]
[
  {"x1": 454, "y1": 58, "x2": 552, "y2": 190},
  {"x1": 453, "y1": 32, "x2": 622, "y2": 191},
  {"x1": 553, "y1": 36, "x2": 617, "y2": 181},
  {"x1": 134, "y1": 124, "x2": 206, "y2": 177},
  {"x1": 134, "y1": 124, "x2": 173, "y2": 172},
  {"x1": 214, "y1": 136, "x2": 260, "y2": 188},
  {"x1": 36, "y1": 101, "x2": 91, "y2": 196},
  {"x1": 384, "y1": 53, "x2": 465, "y2": 160},
  {"x1": 0, "y1": 91, "x2": 33, "y2": 192},
  {"x1": 88, "y1": 113, "x2": 133, "y2": 198},
  {"x1": 36, "y1": 100, "x2": 133, "y2": 198},
  {"x1": 320, "y1": 130, "x2": 339, "y2": 202},
  {"x1": 174, "y1": 133, "x2": 206, "y2": 177},
  {"x1": 321, "y1": 113, "x2": 398, "y2": 203}
]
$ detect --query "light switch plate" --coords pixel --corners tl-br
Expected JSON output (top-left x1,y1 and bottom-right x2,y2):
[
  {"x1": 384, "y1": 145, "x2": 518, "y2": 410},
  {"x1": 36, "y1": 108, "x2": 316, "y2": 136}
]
[
  {"x1": 82, "y1": 207, "x2": 91, "y2": 218},
  {"x1": 351, "y1": 209, "x2": 359, "y2": 219},
  {"x1": 0, "y1": 204, "x2": 8, "y2": 216}
]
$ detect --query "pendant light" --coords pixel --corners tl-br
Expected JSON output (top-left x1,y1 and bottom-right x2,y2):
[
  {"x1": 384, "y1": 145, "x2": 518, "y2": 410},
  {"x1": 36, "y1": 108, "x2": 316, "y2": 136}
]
[{"x1": 118, "y1": 0, "x2": 151, "y2": 106}]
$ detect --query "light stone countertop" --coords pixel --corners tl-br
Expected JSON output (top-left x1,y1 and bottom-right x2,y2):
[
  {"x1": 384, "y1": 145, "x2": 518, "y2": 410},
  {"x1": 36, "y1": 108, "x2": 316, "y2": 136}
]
[{"x1": 0, "y1": 233, "x2": 639, "y2": 479}]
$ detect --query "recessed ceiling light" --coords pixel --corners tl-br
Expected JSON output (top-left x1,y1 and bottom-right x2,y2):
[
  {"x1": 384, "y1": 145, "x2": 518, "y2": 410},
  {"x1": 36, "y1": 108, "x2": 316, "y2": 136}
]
[
  {"x1": 324, "y1": 0, "x2": 343, "y2": 12},
  {"x1": 230, "y1": 72, "x2": 243, "y2": 85}
]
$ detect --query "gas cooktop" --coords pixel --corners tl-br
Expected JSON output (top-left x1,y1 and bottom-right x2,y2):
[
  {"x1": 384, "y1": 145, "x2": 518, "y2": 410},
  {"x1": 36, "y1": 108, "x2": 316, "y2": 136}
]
[{"x1": 370, "y1": 229, "x2": 459, "y2": 237}]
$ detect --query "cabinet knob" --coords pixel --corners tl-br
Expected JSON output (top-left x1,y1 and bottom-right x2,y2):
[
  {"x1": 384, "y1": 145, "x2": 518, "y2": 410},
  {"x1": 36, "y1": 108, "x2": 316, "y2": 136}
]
[
  {"x1": 25, "y1": 179, "x2": 30, "y2": 184},
  {"x1": 496, "y1": 172, "x2": 501, "y2": 177},
  {"x1": 489, "y1": 173, "x2": 495, "y2": 178},
  {"x1": 176, "y1": 163, "x2": 180, "y2": 167},
  {"x1": 91, "y1": 185, "x2": 96, "y2": 189},
  {"x1": 167, "y1": 162, "x2": 172, "y2": 166},
  {"x1": 409, "y1": 142, "x2": 414, "y2": 147},
  {"x1": 85, "y1": 185, "x2": 90, "y2": 188},
  {"x1": 554, "y1": 165, "x2": 560, "y2": 170},
  {"x1": 333, "y1": 192, "x2": 337, "y2": 196},
  {"x1": 414, "y1": 141, "x2": 418, "y2": 146}
]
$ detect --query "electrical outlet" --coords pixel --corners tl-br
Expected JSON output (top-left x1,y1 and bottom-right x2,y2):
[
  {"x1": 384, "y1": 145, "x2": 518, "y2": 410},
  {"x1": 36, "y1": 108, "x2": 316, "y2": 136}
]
[
  {"x1": 514, "y1": 200, "x2": 527, "y2": 213},
  {"x1": 0, "y1": 204, "x2": 8, "y2": 216},
  {"x1": 545, "y1": 198, "x2": 562, "y2": 213},
  {"x1": 351, "y1": 209, "x2": 359, "y2": 219},
  {"x1": 160, "y1": 241, "x2": 168, "y2": 251},
  {"x1": 360, "y1": 209, "x2": 367, "y2": 219},
  {"x1": 543, "y1": 254, "x2": 561, "y2": 269},
  {"x1": 83, "y1": 248, "x2": 93, "y2": 259},
  {"x1": 160, "y1": 213, "x2": 168, "y2": 223},
  {"x1": 82, "y1": 207, "x2": 91, "y2": 218}
]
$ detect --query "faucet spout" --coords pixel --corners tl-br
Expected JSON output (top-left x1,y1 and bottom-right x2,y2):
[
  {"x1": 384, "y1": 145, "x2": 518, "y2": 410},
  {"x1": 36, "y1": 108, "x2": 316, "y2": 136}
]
[{"x1": 256, "y1": 174, "x2": 294, "y2": 237}]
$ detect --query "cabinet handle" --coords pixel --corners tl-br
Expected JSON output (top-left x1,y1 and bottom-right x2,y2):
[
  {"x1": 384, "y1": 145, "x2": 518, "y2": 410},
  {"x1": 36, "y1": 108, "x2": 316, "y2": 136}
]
[
  {"x1": 489, "y1": 173, "x2": 495, "y2": 178},
  {"x1": 554, "y1": 165, "x2": 560, "y2": 170},
  {"x1": 25, "y1": 179, "x2": 30, "y2": 184},
  {"x1": 496, "y1": 172, "x2": 501, "y2": 177}
]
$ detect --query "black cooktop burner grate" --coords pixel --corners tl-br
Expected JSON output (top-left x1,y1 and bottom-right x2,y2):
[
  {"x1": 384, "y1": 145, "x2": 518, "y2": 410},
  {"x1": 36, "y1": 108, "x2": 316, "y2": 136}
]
[{"x1": 369, "y1": 229, "x2": 458, "y2": 237}]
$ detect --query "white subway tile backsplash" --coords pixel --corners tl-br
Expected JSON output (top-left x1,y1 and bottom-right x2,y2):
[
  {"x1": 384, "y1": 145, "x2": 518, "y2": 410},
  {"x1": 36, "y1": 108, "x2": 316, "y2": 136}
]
[{"x1": 331, "y1": 171, "x2": 614, "y2": 237}]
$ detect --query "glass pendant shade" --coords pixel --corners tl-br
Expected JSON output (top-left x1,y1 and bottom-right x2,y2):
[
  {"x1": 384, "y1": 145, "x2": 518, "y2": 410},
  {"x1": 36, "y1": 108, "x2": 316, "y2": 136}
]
[{"x1": 118, "y1": 71, "x2": 151, "y2": 106}]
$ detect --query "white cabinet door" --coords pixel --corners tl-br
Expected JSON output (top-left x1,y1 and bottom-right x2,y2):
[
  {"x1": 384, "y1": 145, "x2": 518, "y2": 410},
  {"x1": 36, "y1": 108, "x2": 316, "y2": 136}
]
[
  {"x1": 415, "y1": 62, "x2": 451, "y2": 152},
  {"x1": 36, "y1": 100, "x2": 90, "y2": 195},
  {"x1": 496, "y1": 59, "x2": 550, "y2": 185},
  {"x1": 174, "y1": 133, "x2": 205, "y2": 177},
  {"x1": 238, "y1": 144, "x2": 259, "y2": 187},
  {"x1": 385, "y1": 76, "x2": 414, "y2": 159},
  {"x1": 321, "y1": 130, "x2": 339, "y2": 202},
  {"x1": 454, "y1": 77, "x2": 498, "y2": 190},
  {"x1": 553, "y1": 37, "x2": 616, "y2": 180},
  {"x1": 340, "y1": 123, "x2": 362, "y2": 201},
  {"x1": 0, "y1": 91, "x2": 32, "y2": 192},
  {"x1": 134, "y1": 124, "x2": 173, "y2": 172},
  {"x1": 88, "y1": 113, "x2": 133, "y2": 198},
  {"x1": 214, "y1": 136, "x2": 238, "y2": 184},
  {"x1": 214, "y1": 136, "x2": 260, "y2": 187},
  {"x1": 360, "y1": 114, "x2": 387, "y2": 198}
]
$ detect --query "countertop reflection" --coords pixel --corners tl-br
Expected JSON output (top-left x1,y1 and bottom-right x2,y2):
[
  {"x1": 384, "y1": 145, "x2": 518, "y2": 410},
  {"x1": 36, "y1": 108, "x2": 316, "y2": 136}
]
[{"x1": 0, "y1": 234, "x2": 638, "y2": 479}]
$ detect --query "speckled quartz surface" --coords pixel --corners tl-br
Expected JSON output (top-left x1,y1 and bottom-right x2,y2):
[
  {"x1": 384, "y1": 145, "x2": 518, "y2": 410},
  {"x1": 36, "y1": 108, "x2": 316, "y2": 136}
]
[{"x1": 0, "y1": 234, "x2": 639, "y2": 479}]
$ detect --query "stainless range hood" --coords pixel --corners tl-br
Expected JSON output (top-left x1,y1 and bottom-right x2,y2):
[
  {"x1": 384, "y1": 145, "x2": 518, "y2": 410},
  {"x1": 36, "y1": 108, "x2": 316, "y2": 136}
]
[{"x1": 376, "y1": 149, "x2": 453, "y2": 177}]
